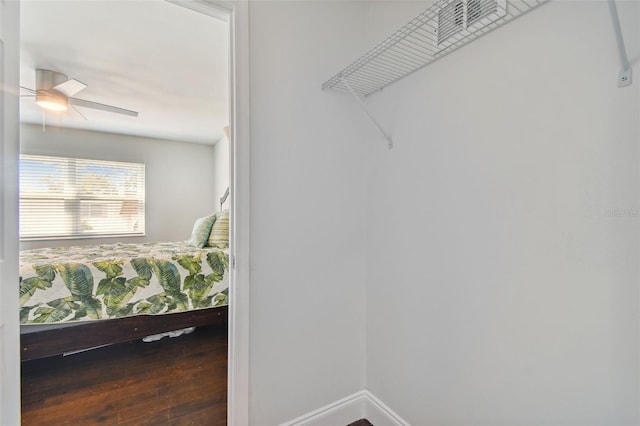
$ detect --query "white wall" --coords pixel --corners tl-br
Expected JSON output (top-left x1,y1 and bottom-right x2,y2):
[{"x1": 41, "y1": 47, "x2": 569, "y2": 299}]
[
  {"x1": 364, "y1": 1, "x2": 639, "y2": 425},
  {"x1": 248, "y1": 2, "x2": 370, "y2": 424},
  {"x1": 20, "y1": 124, "x2": 217, "y2": 249}
]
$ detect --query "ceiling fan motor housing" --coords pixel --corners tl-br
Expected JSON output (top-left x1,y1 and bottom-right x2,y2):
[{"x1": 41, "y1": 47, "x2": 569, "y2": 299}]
[
  {"x1": 35, "y1": 69, "x2": 69, "y2": 110},
  {"x1": 36, "y1": 69, "x2": 67, "y2": 90}
]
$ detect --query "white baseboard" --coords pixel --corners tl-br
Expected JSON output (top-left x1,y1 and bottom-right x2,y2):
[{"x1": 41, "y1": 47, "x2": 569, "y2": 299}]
[
  {"x1": 362, "y1": 392, "x2": 409, "y2": 426},
  {"x1": 279, "y1": 390, "x2": 409, "y2": 426}
]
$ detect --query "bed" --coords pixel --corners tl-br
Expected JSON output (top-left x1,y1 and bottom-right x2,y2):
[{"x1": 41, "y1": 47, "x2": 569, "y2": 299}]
[{"x1": 19, "y1": 240, "x2": 229, "y2": 361}]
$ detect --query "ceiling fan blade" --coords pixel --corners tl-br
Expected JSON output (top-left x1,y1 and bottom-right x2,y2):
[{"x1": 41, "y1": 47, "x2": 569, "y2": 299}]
[
  {"x1": 53, "y1": 79, "x2": 87, "y2": 97},
  {"x1": 69, "y1": 98, "x2": 139, "y2": 117}
]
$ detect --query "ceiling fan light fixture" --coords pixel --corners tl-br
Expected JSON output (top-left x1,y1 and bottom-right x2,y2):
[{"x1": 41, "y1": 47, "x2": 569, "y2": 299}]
[
  {"x1": 35, "y1": 90, "x2": 69, "y2": 111},
  {"x1": 26, "y1": 69, "x2": 139, "y2": 118}
]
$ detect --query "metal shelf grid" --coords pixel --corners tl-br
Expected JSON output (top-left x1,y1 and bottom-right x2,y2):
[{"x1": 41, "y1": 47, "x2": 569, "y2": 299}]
[{"x1": 322, "y1": 0, "x2": 549, "y2": 97}]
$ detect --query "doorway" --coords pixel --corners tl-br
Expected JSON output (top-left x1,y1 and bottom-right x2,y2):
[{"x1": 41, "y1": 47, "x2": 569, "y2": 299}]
[{"x1": 0, "y1": 0, "x2": 250, "y2": 423}]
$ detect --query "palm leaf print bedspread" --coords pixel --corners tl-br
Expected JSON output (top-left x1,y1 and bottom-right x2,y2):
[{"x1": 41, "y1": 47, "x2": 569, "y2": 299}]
[{"x1": 19, "y1": 241, "x2": 229, "y2": 325}]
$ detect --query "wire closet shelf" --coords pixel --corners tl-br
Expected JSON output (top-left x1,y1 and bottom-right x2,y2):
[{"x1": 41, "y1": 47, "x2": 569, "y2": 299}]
[{"x1": 322, "y1": 0, "x2": 549, "y2": 98}]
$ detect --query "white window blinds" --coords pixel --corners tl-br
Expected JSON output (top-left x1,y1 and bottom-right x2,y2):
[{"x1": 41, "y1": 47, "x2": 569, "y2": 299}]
[{"x1": 20, "y1": 155, "x2": 145, "y2": 240}]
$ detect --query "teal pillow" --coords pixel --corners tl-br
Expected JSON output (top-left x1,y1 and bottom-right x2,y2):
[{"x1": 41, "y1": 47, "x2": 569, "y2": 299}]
[
  {"x1": 188, "y1": 214, "x2": 216, "y2": 248},
  {"x1": 207, "y1": 210, "x2": 229, "y2": 248}
]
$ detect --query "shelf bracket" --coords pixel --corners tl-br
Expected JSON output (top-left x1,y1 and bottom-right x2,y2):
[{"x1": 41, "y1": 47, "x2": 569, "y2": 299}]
[
  {"x1": 340, "y1": 76, "x2": 393, "y2": 149},
  {"x1": 607, "y1": 0, "x2": 632, "y2": 87}
]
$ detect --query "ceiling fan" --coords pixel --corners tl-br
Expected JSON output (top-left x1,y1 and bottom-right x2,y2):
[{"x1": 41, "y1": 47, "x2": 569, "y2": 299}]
[{"x1": 21, "y1": 69, "x2": 139, "y2": 119}]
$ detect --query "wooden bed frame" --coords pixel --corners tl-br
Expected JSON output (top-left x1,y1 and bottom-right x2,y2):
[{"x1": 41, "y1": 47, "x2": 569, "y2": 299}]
[{"x1": 20, "y1": 306, "x2": 228, "y2": 362}]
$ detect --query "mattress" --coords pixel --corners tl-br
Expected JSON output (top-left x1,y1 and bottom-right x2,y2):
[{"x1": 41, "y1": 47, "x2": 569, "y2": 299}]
[{"x1": 19, "y1": 241, "x2": 229, "y2": 325}]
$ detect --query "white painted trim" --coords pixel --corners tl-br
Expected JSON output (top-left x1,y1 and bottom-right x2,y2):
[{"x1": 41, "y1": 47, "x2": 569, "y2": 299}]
[
  {"x1": 225, "y1": 1, "x2": 250, "y2": 425},
  {"x1": 279, "y1": 390, "x2": 410, "y2": 426},
  {"x1": 364, "y1": 391, "x2": 410, "y2": 426},
  {"x1": 279, "y1": 391, "x2": 367, "y2": 426},
  {"x1": 166, "y1": 0, "x2": 230, "y2": 22},
  {"x1": 0, "y1": 0, "x2": 22, "y2": 424}
]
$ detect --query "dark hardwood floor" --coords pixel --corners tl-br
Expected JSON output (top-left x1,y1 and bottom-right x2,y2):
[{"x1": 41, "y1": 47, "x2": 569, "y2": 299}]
[
  {"x1": 347, "y1": 419, "x2": 374, "y2": 426},
  {"x1": 21, "y1": 324, "x2": 227, "y2": 425}
]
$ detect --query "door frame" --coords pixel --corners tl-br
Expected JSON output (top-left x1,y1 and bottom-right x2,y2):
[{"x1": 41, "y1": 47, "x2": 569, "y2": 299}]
[
  {"x1": 0, "y1": 1, "x2": 250, "y2": 424},
  {"x1": 0, "y1": 0, "x2": 21, "y2": 424},
  {"x1": 224, "y1": 1, "x2": 251, "y2": 424}
]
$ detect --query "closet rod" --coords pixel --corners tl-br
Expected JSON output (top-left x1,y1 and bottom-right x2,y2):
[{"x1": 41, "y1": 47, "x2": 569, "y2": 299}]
[{"x1": 607, "y1": 0, "x2": 632, "y2": 87}]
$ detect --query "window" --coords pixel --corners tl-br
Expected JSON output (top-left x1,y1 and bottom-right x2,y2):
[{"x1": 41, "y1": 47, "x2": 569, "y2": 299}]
[{"x1": 19, "y1": 155, "x2": 145, "y2": 240}]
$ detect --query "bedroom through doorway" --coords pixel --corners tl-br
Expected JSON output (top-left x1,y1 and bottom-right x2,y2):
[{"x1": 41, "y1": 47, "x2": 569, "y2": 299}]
[{"x1": 16, "y1": 1, "x2": 233, "y2": 423}]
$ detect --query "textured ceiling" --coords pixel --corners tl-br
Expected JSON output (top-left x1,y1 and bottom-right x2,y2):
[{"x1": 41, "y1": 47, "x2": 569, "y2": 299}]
[{"x1": 20, "y1": 1, "x2": 229, "y2": 145}]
